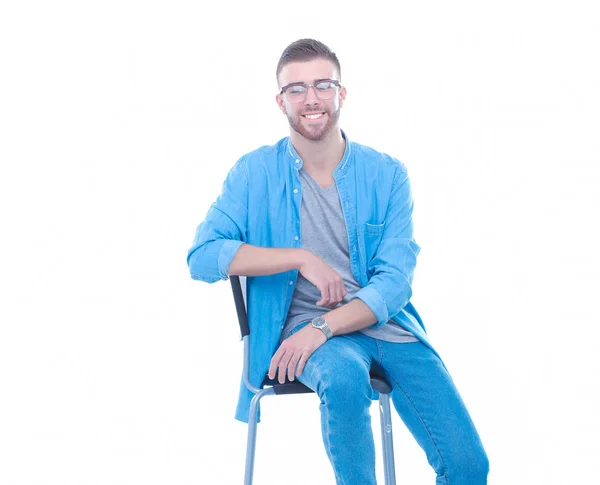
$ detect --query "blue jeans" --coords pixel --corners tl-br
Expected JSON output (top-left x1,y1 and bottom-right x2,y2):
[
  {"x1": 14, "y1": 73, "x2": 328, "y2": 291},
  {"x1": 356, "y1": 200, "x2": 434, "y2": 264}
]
[{"x1": 287, "y1": 323, "x2": 489, "y2": 484}]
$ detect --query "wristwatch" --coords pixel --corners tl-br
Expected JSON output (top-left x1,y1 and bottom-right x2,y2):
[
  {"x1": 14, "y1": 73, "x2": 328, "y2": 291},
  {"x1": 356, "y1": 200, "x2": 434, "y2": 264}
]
[{"x1": 311, "y1": 316, "x2": 334, "y2": 340}]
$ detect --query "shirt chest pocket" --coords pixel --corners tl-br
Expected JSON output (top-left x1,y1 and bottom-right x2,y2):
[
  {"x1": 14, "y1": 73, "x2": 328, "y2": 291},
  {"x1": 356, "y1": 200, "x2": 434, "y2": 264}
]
[{"x1": 357, "y1": 221, "x2": 385, "y2": 272}]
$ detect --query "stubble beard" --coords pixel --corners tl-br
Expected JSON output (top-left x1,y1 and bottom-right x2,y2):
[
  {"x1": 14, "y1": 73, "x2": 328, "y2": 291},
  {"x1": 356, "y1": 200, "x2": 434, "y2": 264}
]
[{"x1": 286, "y1": 106, "x2": 340, "y2": 142}]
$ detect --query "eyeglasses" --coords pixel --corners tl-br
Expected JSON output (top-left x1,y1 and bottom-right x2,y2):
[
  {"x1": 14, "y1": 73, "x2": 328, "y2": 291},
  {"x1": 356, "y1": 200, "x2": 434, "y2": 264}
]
[{"x1": 279, "y1": 79, "x2": 341, "y2": 103}]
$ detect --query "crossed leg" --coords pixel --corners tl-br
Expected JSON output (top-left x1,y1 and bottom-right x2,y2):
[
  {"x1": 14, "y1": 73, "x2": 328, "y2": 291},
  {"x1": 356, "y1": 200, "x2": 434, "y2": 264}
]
[{"x1": 296, "y1": 332, "x2": 489, "y2": 485}]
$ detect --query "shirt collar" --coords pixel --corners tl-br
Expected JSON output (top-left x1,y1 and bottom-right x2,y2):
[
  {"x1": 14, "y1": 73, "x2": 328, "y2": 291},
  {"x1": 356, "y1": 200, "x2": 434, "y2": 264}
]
[{"x1": 287, "y1": 129, "x2": 352, "y2": 177}]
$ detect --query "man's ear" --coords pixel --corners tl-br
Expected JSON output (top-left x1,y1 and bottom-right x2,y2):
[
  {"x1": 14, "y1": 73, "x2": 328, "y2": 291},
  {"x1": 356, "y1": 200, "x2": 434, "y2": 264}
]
[
  {"x1": 275, "y1": 93, "x2": 286, "y2": 114},
  {"x1": 339, "y1": 86, "x2": 347, "y2": 108}
]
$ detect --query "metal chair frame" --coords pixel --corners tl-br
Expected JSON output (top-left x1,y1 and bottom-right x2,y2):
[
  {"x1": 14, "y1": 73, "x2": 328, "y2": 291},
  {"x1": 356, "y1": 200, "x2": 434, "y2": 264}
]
[{"x1": 229, "y1": 275, "x2": 397, "y2": 484}]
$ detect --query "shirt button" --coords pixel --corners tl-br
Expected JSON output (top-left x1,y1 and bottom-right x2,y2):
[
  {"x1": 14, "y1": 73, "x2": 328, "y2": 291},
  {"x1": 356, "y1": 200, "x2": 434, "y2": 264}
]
[
  {"x1": 294, "y1": 236, "x2": 299, "y2": 241},
  {"x1": 353, "y1": 245, "x2": 357, "y2": 250},
  {"x1": 293, "y1": 188, "x2": 298, "y2": 194},
  {"x1": 289, "y1": 281, "x2": 293, "y2": 285},
  {"x1": 295, "y1": 159, "x2": 300, "y2": 164}
]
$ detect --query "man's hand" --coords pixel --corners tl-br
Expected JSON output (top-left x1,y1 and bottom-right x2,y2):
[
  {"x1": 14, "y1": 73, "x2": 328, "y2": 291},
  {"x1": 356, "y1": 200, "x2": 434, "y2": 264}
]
[
  {"x1": 299, "y1": 252, "x2": 347, "y2": 309},
  {"x1": 268, "y1": 324, "x2": 328, "y2": 384}
]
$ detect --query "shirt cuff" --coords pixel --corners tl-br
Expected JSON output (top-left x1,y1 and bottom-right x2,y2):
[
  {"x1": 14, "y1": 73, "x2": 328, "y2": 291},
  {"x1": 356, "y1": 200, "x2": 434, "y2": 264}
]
[
  {"x1": 353, "y1": 285, "x2": 389, "y2": 327},
  {"x1": 218, "y1": 240, "x2": 246, "y2": 280}
]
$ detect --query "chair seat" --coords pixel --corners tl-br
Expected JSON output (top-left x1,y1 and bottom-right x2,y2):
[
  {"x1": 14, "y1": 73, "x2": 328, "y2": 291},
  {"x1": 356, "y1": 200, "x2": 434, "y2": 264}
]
[
  {"x1": 261, "y1": 372, "x2": 392, "y2": 395},
  {"x1": 369, "y1": 375, "x2": 392, "y2": 394}
]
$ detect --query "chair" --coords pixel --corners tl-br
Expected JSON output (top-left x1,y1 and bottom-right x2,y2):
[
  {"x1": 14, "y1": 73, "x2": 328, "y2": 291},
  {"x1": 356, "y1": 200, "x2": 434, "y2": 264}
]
[{"x1": 230, "y1": 275, "x2": 397, "y2": 484}]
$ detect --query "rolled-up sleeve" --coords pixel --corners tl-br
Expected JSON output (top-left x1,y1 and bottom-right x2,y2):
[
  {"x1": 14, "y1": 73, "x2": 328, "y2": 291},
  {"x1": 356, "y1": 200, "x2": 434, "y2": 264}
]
[
  {"x1": 353, "y1": 164, "x2": 421, "y2": 327},
  {"x1": 187, "y1": 157, "x2": 249, "y2": 283}
]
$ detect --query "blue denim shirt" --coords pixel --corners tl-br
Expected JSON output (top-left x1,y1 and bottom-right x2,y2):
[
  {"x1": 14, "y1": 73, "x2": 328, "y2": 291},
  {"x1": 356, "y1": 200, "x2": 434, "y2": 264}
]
[{"x1": 187, "y1": 131, "x2": 443, "y2": 423}]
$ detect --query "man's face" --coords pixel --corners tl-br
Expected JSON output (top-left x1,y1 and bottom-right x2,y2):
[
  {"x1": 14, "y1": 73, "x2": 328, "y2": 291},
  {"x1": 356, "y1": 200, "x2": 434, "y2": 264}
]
[{"x1": 276, "y1": 58, "x2": 347, "y2": 142}]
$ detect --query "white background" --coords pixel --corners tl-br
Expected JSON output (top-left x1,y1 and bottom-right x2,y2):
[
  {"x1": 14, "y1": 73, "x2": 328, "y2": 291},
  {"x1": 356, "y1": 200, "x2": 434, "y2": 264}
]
[{"x1": 1, "y1": 1, "x2": 599, "y2": 484}]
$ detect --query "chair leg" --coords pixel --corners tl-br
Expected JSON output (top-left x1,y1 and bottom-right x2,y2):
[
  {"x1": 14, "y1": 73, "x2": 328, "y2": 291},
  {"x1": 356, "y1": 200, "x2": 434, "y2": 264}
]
[
  {"x1": 244, "y1": 388, "x2": 275, "y2": 485},
  {"x1": 379, "y1": 393, "x2": 397, "y2": 485}
]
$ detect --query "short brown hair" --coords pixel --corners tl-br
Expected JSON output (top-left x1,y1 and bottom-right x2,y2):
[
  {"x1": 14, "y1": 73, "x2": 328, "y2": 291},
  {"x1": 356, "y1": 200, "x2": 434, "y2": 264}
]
[{"x1": 276, "y1": 38, "x2": 342, "y2": 85}]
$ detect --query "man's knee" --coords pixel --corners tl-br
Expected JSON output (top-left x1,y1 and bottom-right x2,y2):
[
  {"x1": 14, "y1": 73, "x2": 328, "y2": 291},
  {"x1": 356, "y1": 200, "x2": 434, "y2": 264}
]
[{"x1": 315, "y1": 365, "x2": 373, "y2": 404}]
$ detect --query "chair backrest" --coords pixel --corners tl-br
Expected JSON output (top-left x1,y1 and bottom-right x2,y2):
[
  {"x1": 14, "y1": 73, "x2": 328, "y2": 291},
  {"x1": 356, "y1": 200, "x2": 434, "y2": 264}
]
[{"x1": 230, "y1": 275, "x2": 249, "y2": 337}]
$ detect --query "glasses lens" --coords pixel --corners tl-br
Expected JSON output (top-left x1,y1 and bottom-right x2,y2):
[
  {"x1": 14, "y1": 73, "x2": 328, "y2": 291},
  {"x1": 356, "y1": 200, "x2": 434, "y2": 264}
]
[
  {"x1": 314, "y1": 81, "x2": 338, "y2": 100},
  {"x1": 284, "y1": 85, "x2": 307, "y2": 103}
]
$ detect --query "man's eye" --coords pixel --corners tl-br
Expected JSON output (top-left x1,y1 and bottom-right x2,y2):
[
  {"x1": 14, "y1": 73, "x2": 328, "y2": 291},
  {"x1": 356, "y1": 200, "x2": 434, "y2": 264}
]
[
  {"x1": 316, "y1": 82, "x2": 335, "y2": 90},
  {"x1": 288, "y1": 86, "x2": 306, "y2": 95}
]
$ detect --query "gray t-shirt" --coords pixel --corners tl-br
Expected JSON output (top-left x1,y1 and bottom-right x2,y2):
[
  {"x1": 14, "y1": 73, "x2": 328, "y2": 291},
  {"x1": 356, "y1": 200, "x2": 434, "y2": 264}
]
[{"x1": 282, "y1": 167, "x2": 419, "y2": 343}]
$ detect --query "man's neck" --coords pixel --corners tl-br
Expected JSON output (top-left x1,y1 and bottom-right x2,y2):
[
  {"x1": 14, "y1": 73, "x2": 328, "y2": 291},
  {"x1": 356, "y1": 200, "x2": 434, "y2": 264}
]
[{"x1": 290, "y1": 128, "x2": 346, "y2": 174}]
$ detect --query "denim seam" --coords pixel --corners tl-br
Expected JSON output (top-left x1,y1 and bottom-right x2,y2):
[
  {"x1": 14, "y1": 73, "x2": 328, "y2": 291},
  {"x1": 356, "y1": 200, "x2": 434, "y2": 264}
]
[
  {"x1": 385, "y1": 371, "x2": 448, "y2": 481},
  {"x1": 375, "y1": 339, "x2": 384, "y2": 365},
  {"x1": 306, "y1": 359, "x2": 343, "y2": 484}
]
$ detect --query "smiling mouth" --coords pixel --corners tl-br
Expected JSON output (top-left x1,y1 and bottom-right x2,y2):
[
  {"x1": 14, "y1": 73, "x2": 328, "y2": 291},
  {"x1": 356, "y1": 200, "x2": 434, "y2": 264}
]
[{"x1": 302, "y1": 112, "x2": 325, "y2": 120}]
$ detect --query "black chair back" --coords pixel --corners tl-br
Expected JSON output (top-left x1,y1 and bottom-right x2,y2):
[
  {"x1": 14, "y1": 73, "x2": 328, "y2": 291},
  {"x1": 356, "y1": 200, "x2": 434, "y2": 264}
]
[{"x1": 230, "y1": 275, "x2": 249, "y2": 338}]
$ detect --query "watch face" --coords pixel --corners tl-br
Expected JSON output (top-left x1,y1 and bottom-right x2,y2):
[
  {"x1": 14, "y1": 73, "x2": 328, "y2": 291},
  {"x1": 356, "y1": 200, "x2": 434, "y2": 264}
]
[{"x1": 313, "y1": 316, "x2": 325, "y2": 328}]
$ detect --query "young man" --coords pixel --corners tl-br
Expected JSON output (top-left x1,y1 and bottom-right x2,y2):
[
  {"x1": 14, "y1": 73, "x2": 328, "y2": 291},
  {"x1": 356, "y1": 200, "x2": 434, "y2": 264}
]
[{"x1": 187, "y1": 39, "x2": 489, "y2": 484}]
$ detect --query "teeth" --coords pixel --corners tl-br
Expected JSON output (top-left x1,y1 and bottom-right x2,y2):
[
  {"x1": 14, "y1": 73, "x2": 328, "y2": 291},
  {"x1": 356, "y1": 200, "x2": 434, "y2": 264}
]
[{"x1": 304, "y1": 113, "x2": 323, "y2": 120}]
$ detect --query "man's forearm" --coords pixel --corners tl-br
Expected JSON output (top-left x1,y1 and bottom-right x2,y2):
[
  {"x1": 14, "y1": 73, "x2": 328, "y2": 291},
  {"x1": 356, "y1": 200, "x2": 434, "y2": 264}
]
[
  {"x1": 324, "y1": 298, "x2": 378, "y2": 336},
  {"x1": 227, "y1": 244, "x2": 309, "y2": 277}
]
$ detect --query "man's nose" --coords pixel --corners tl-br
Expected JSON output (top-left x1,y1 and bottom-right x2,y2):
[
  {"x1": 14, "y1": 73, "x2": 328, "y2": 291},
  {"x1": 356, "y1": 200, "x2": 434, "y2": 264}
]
[{"x1": 304, "y1": 85, "x2": 320, "y2": 105}]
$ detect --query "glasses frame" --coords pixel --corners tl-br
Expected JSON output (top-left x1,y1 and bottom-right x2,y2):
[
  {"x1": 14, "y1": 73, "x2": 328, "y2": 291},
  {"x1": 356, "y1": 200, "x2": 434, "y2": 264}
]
[{"x1": 279, "y1": 78, "x2": 342, "y2": 103}]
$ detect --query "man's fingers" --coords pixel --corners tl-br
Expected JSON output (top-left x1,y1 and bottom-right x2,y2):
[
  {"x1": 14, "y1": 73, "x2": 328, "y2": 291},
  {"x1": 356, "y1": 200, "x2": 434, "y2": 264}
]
[
  {"x1": 325, "y1": 283, "x2": 340, "y2": 308},
  {"x1": 287, "y1": 353, "x2": 302, "y2": 382},
  {"x1": 268, "y1": 349, "x2": 284, "y2": 380},
  {"x1": 316, "y1": 286, "x2": 329, "y2": 306},
  {"x1": 277, "y1": 353, "x2": 293, "y2": 384},
  {"x1": 296, "y1": 353, "x2": 308, "y2": 377},
  {"x1": 329, "y1": 281, "x2": 345, "y2": 307}
]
